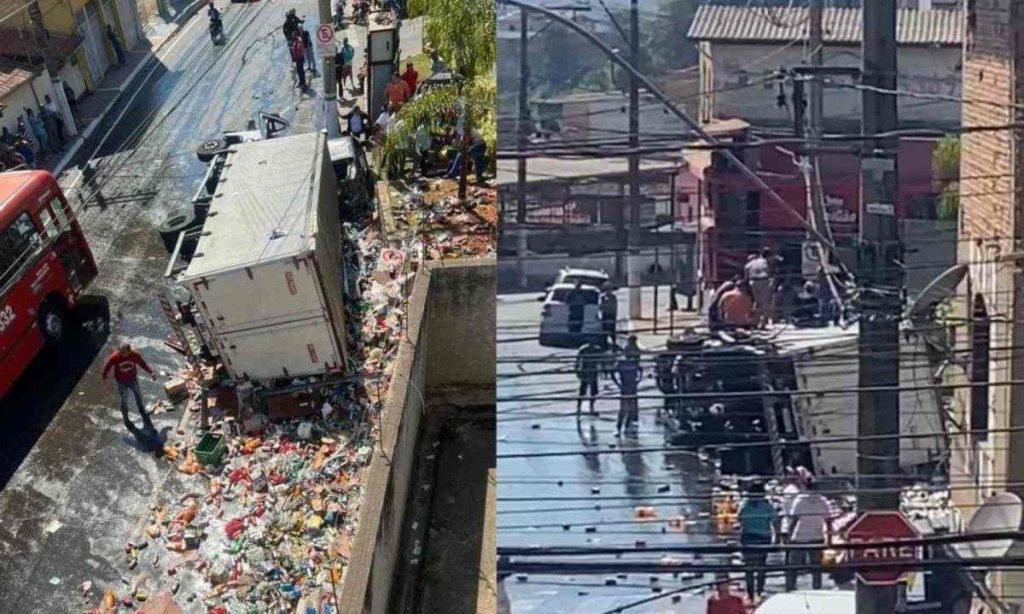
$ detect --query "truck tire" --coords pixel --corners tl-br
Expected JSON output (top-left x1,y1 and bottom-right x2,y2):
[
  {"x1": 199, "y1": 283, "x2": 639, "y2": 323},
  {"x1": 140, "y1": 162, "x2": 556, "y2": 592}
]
[
  {"x1": 158, "y1": 208, "x2": 197, "y2": 253},
  {"x1": 196, "y1": 138, "x2": 228, "y2": 162},
  {"x1": 39, "y1": 302, "x2": 66, "y2": 345}
]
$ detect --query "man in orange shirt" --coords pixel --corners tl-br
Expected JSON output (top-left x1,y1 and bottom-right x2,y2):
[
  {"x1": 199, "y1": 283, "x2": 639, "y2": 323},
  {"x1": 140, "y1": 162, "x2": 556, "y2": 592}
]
[
  {"x1": 720, "y1": 281, "x2": 754, "y2": 328},
  {"x1": 384, "y1": 72, "x2": 410, "y2": 111}
]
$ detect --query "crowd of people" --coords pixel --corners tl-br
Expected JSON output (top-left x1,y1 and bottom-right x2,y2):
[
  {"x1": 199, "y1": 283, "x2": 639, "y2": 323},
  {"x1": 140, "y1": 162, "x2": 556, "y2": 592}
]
[
  {"x1": 707, "y1": 247, "x2": 845, "y2": 331},
  {"x1": 0, "y1": 90, "x2": 75, "y2": 173}
]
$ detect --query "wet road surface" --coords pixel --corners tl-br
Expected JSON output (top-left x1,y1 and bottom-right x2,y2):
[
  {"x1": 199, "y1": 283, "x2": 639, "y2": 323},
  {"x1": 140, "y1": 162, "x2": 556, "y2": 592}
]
[
  {"x1": 0, "y1": 1, "x2": 345, "y2": 608},
  {"x1": 497, "y1": 292, "x2": 725, "y2": 613}
]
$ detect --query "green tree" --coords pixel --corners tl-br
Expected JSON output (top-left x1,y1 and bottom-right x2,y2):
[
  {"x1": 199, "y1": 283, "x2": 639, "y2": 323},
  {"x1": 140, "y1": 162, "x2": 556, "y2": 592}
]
[
  {"x1": 396, "y1": 0, "x2": 496, "y2": 198},
  {"x1": 933, "y1": 135, "x2": 960, "y2": 221},
  {"x1": 409, "y1": 0, "x2": 495, "y2": 79},
  {"x1": 648, "y1": 0, "x2": 699, "y2": 73}
]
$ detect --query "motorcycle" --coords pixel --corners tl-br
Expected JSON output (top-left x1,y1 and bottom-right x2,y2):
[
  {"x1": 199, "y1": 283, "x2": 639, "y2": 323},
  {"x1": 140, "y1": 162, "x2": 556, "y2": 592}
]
[{"x1": 209, "y1": 16, "x2": 225, "y2": 44}]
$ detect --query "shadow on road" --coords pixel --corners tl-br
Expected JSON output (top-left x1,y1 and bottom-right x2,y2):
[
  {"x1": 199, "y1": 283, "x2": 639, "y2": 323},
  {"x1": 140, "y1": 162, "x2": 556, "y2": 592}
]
[{"x1": 0, "y1": 295, "x2": 111, "y2": 488}]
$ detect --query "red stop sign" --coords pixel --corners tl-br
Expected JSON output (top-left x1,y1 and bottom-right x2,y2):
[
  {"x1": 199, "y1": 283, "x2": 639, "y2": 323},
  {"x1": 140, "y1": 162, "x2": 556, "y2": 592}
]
[{"x1": 842, "y1": 511, "x2": 921, "y2": 585}]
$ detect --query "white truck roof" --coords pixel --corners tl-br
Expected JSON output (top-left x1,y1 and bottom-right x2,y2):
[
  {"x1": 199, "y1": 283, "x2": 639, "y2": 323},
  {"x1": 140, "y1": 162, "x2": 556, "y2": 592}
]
[
  {"x1": 182, "y1": 132, "x2": 327, "y2": 281},
  {"x1": 755, "y1": 590, "x2": 854, "y2": 614}
]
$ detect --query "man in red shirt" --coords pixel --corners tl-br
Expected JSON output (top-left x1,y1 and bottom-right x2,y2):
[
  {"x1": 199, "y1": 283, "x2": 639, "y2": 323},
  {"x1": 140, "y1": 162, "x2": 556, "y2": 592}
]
[
  {"x1": 384, "y1": 71, "x2": 410, "y2": 111},
  {"x1": 401, "y1": 62, "x2": 418, "y2": 96},
  {"x1": 102, "y1": 343, "x2": 157, "y2": 438},
  {"x1": 706, "y1": 573, "x2": 747, "y2": 614}
]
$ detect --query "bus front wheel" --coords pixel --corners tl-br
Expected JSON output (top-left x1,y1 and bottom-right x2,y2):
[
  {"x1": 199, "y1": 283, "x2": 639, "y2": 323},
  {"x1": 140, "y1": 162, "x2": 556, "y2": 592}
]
[{"x1": 39, "y1": 303, "x2": 66, "y2": 345}]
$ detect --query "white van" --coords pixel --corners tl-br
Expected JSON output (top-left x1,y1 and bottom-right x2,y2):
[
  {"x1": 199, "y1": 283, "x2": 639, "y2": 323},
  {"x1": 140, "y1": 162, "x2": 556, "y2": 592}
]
[
  {"x1": 755, "y1": 590, "x2": 853, "y2": 614},
  {"x1": 539, "y1": 283, "x2": 604, "y2": 348}
]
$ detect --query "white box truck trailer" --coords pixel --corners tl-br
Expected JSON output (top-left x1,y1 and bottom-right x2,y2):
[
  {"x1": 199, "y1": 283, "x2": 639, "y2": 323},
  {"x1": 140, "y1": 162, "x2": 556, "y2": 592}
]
[{"x1": 171, "y1": 132, "x2": 348, "y2": 381}]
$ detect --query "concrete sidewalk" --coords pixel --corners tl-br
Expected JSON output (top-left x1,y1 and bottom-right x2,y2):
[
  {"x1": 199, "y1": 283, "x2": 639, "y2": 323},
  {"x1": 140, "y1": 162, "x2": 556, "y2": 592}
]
[{"x1": 43, "y1": 0, "x2": 204, "y2": 178}]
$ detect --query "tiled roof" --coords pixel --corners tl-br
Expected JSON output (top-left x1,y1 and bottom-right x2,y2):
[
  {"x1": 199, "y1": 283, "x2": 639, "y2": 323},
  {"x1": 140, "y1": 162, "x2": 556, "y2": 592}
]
[
  {"x1": 0, "y1": 28, "x2": 84, "y2": 64},
  {"x1": 688, "y1": 5, "x2": 963, "y2": 46},
  {"x1": 0, "y1": 58, "x2": 36, "y2": 100}
]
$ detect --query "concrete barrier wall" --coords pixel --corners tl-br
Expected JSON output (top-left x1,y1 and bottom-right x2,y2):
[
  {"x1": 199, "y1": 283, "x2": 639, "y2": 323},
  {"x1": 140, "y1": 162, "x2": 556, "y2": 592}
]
[
  {"x1": 340, "y1": 258, "x2": 497, "y2": 613},
  {"x1": 425, "y1": 259, "x2": 497, "y2": 391}
]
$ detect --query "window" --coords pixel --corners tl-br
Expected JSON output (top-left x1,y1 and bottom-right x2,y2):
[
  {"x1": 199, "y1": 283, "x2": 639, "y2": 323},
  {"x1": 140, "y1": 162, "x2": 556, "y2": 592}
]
[
  {"x1": 49, "y1": 198, "x2": 70, "y2": 231},
  {"x1": 971, "y1": 294, "x2": 990, "y2": 442},
  {"x1": 550, "y1": 288, "x2": 599, "y2": 304},
  {"x1": 0, "y1": 211, "x2": 42, "y2": 284}
]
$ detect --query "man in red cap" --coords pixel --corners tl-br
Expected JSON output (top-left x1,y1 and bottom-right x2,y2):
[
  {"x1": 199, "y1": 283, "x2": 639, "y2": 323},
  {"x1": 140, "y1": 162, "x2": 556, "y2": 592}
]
[{"x1": 102, "y1": 342, "x2": 158, "y2": 439}]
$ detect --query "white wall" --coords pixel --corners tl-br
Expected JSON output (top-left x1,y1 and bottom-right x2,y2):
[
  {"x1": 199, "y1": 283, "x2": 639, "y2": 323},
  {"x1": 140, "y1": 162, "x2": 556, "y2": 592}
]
[{"x1": 705, "y1": 42, "x2": 961, "y2": 128}]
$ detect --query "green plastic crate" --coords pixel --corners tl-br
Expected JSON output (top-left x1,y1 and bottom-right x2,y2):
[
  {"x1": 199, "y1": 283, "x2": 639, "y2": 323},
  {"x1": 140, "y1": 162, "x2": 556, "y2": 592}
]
[{"x1": 194, "y1": 432, "x2": 227, "y2": 466}]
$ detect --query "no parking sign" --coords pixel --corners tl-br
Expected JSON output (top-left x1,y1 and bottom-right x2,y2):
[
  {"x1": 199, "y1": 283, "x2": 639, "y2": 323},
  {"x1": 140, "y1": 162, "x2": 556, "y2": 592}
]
[{"x1": 315, "y1": 23, "x2": 335, "y2": 56}]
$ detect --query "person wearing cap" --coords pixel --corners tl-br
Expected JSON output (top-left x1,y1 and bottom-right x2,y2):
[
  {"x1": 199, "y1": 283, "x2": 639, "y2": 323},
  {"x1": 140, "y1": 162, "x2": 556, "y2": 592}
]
[
  {"x1": 785, "y1": 477, "x2": 834, "y2": 591},
  {"x1": 706, "y1": 572, "x2": 746, "y2": 614},
  {"x1": 102, "y1": 343, "x2": 158, "y2": 440},
  {"x1": 738, "y1": 481, "x2": 777, "y2": 603},
  {"x1": 598, "y1": 283, "x2": 617, "y2": 346}
]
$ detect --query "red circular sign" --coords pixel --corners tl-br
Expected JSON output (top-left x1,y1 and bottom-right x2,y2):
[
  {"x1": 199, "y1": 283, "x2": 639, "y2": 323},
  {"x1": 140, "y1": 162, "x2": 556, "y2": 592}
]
[
  {"x1": 316, "y1": 24, "x2": 334, "y2": 44},
  {"x1": 842, "y1": 511, "x2": 921, "y2": 585}
]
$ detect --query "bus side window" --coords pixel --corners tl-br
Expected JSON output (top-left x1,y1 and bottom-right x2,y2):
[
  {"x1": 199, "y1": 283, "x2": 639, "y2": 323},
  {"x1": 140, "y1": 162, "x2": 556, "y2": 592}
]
[
  {"x1": 38, "y1": 206, "x2": 59, "y2": 239},
  {"x1": 49, "y1": 198, "x2": 69, "y2": 231}
]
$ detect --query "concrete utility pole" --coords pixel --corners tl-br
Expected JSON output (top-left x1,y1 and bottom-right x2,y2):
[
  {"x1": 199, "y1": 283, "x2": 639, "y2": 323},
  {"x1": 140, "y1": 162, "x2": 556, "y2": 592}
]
[
  {"x1": 857, "y1": 0, "x2": 902, "y2": 612},
  {"x1": 517, "y1": 8, "x2": 529, "y2": 288},
  {"x1": 320, "y1": 0, "x2": 341, "y2": 137},
  {"x1": 806, "y1": 0, "x2": 828, "y2": 238},
  {"x1": 627, "y1": 0, "x2": 641, "y2": 318}
]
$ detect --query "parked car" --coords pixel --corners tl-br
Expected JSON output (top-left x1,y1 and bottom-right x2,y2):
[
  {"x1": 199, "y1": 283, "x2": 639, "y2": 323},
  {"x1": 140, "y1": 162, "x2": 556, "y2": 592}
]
[
  {"x1": 415, "y1": 71, "x2": 464, "y2": 96},
  {"x1": 539, "y1": 282, "x2": 604, "y2": 348},
  {"x1": 195, "y1": 112, "x2": 290, "y2": 162}
]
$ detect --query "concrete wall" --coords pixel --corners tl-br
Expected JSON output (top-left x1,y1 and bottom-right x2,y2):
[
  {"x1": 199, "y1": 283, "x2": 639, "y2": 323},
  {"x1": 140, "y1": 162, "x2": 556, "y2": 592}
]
[
  {"x1": 339, "y1": 258, "x2": 496, "y2": 614},
  {"x1": 704, "y1": 42, "x2": 961, "y2": 128}
]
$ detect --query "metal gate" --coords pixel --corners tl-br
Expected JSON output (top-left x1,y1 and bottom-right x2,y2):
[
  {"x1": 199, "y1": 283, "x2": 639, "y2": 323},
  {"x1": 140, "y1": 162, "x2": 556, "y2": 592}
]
[
  {"x1": 115, "y1": 0, "x2": 140, "y2": 49},
  {"x1": 75, "y1": 1, "x2": 110, "y2": 85}
]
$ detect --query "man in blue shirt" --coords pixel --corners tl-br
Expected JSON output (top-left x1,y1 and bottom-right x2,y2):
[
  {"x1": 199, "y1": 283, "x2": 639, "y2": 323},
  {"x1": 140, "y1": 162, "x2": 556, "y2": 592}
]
[
  {"x1": 738, "y1": 481, "x2": 778, "y2": 602},
  {"x1": 613, "y1": 335, "x2": 642, "y2": 437}
]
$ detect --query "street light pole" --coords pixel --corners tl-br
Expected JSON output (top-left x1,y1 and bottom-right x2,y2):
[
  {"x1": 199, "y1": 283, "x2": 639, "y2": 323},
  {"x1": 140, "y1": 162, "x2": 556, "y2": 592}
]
[
  {"x1": 320, "y1": 0, "x2": 341, "y2": 137},
  {"x1": 627, "y1": 0, "x2": 641, "y2": 319},
  {"x1": 857, "y1": 0, "x2": 901, "y2": 611}
]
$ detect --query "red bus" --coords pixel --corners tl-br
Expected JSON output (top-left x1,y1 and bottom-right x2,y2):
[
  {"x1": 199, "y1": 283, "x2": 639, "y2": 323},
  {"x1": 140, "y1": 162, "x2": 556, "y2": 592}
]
[{"x1": 0, "y1": 171, "x2": 98, "y2": 399}]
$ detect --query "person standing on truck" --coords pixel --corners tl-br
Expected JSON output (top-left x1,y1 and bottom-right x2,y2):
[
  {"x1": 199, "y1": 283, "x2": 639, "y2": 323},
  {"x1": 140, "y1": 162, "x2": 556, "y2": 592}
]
[
  {"x1": 738, "y1": 481, "x2": 777, "y2": 603},
  {"x1": 744, "y1": 247, "x2": 774, "y2": 327},
  {"x1": 598, "y1": 283, "x2": 617, "y2": 346},
  {"x1": 785, "y1": 477, "x2": 834, "y2": 592},
  {"x1": 102, "y1": 343, "x2": 158, "y2": 442},
  {"x1": 575, "y1": 340, "x2": 604, "y2": 416},
  {"x1": 719, "y1": 281, "x2": 754, "y2": 329}
]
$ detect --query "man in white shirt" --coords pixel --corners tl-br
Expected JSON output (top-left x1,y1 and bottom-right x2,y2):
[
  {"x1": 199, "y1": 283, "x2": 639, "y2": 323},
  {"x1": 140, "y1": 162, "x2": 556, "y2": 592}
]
[
  {"x1": 785, "y1": 478, "x2": 833, "y2": 591},
  {"x1": 374, "y1": 105, "x2": 391, "y2": 138}
]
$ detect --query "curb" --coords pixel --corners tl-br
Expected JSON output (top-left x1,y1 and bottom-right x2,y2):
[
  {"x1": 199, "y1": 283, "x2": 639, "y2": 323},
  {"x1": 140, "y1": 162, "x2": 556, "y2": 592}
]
[{"x1": 53, "y1": 0, "x2": 205, "y2": 177}]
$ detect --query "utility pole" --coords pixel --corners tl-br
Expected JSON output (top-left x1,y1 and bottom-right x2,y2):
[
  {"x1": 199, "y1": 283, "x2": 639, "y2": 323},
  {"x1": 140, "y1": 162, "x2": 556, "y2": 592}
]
[
  {"x1": 627, "y1": 0, "x2": 641, "y2": 318},
  {"x1": 517, "y1": 8, "x2": 529, "y2": 288},
  {"x1": 857, "y1": 0, "x2": 901, "y2": 612},
  {"x1": 320, "y1": 0, "x2": 341, "y2": 137},
  {"x1": 806, "y1": 0, "x2": 827, "y2": 238}
]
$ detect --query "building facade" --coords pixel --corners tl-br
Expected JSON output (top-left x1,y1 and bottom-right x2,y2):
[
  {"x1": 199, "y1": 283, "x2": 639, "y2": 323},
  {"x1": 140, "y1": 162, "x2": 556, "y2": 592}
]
[
  {"x1": 688, "y1": 5, "x2": 963, "y2": 130},
  {"x1": 947, "y1": 0, "x2": 1024, "y2": 607}
]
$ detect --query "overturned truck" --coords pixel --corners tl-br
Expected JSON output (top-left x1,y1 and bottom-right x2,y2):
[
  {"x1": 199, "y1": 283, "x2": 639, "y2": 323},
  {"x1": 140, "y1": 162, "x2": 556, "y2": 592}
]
[
  {"x1": 162, "y1": 132, "x2": 349, "y2": 381},
  {"x1": 657, "y1": 325, "x2": 947, "y2": 477}
]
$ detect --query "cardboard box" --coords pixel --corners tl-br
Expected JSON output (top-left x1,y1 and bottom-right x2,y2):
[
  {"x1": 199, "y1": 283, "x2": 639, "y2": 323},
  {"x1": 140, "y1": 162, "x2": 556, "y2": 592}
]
[
  {"x1": 138, "y1": 592, "x2": 183, "y2": 614},
  {"x1": 163, "y1": 379, "x2": 188, "y2": 402},
  {"x1": 266, "y1": 393, "x2": 319, "y2": 420}
]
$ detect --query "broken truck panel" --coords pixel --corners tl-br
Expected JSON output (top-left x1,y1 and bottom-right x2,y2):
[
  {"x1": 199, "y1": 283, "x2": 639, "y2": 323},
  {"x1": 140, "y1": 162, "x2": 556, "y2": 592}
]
[{"x1": 172, "y1": 132, "x2": 348, "y2": 381}]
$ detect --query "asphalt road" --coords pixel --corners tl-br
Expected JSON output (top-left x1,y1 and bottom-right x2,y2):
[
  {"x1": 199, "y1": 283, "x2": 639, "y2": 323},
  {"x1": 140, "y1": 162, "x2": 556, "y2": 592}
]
[
  {"x1": 0, "y1": 3, "x2": 363, "y2": 609},
  {"x1": 497, "y1": 291, "x2": 725, "y2": 614}
]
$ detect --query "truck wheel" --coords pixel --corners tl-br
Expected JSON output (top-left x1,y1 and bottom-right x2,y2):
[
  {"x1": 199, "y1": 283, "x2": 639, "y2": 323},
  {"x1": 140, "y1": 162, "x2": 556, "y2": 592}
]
[
  {"x1": 158, "y1": 208, "x2": 197, "y2": 253},
  {"x1": 39, "y1": 302, "x2": 66, "y2": 345},
  {"x1": 196, "y1": 138, "x2": 228, "y2": 162}
]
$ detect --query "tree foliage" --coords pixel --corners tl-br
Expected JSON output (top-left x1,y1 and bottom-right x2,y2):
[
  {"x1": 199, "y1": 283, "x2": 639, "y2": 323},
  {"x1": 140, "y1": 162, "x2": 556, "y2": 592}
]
[
  {"x1": 932, "y1": 135, "x2": 960, "y2": 221},
  {"x1": 412, "y1": 0, "x2": 495, "y2": 80},
  {"x1": 379, "y1": 77, "x2": 496, "y2": 179},
  {"x1": 647, "y1": 0, "x2": 699, "y2": 73}
]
